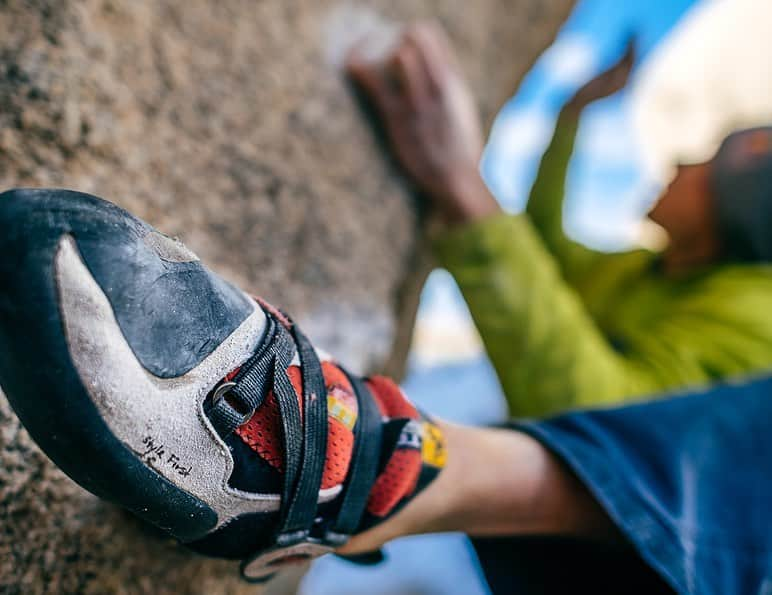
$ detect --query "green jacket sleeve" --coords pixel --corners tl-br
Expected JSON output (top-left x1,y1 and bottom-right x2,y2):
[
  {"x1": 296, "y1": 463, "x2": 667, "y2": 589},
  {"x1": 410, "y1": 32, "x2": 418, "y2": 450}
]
[
  {"x1": 434, "y1": 214, "x2": 658, "y2": 418},
  {"x1": 525, "y1": 108, "x2": 609, "y2": 285}
]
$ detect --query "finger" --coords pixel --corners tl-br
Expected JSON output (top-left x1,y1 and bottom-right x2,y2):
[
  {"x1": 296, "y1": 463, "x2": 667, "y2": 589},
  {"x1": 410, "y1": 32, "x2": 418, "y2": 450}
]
[
  {"x1": 611, "y1": 49, "x2": 635, "y2": 89},
  {"x1": 404, "y1": 23, "x2": 451, "y2": 95},
  {"x1": 389, "y1": 41, "x2": 431, "y2": 111},
  {"x1": 422, "y1": 21, "x2": 464, "y2": 81},
  {"x1": 610, "y1": 38, "x2": 636, "y2": 77},
  {"x1": 621, "y1": 36, "x2": 637, "y2": 65},
  {"x1": 421, "y1": 21, "x2": 458, "y2": 67},
  {"x1": 591, "y1": 44, "x2": 635, "y2": 95}
]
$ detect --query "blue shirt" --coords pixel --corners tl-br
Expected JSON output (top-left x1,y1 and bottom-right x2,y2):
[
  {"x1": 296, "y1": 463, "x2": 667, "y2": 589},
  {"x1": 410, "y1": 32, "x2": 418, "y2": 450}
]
[{"x1": 520, "y1": 375, "x2": 772, "y2": 594}]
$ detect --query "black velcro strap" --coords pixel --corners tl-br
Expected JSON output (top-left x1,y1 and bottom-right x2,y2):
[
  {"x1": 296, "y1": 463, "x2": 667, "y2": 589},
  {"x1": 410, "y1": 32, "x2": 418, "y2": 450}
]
[
  {"x1": 269, "y1": 324, "x2": 303, "y2": 523},
  {"x1": 208, "y1": 397, "x2": 249, "y2": 437},
  {"x1": 207, "y1": 316, "x2": 290, "y2": 438},
  {"x1": 275, "y1": 324, "x2": 329, "y2": 540},
  {"x1": 230, "y1": 317, "x2": 281, "y2": 412},
  {"x1": 210, "y1": 305, "x2": 387, "y2": 571},
  {"x1": 327, "y1": 368, "x2": 383, "y2": 540}
]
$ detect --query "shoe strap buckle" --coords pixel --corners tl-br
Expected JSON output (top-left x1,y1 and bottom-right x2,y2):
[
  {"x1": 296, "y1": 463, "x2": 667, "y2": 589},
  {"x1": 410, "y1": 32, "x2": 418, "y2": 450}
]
[
  {"x1": 211, "y1": 381, "x2": 237, "y2": 407},
  {"x1": 240, "y1": 535, "x2": 337, "y2": 583}
]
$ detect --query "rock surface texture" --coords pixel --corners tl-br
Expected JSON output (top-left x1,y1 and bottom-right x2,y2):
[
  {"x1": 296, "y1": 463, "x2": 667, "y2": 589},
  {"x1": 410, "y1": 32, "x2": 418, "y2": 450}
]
[{"x1": 0, "y1": 1, "x2": 572, "y2": 593}]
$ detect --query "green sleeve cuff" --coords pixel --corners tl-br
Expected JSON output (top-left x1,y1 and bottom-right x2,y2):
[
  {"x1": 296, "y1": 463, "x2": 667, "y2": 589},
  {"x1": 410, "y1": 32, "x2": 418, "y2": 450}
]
[{"x1": 432, "y1": 212, "x2": 528, "y2": 272}]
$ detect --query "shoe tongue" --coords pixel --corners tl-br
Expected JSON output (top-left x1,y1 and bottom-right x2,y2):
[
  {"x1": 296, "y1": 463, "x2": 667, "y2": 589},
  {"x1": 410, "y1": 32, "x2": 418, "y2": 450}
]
[{"x1": 226, "y1": 432, "x2": 283, "y2": 495}]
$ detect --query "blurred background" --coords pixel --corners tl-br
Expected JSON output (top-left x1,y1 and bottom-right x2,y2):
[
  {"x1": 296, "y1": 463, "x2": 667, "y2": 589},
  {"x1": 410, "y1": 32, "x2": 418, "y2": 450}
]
[{"x1": 302, "y1": 0, "x2": 772, "y2": 592}]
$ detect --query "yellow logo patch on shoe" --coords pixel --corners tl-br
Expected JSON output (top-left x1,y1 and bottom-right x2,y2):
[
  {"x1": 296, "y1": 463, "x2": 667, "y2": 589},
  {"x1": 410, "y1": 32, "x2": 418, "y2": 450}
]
[
  {"x1": 328, "y1": 393, "x2": 357, "y2": 430},
  {"x1": 421, "y1": 422, "x2": 447, "y2": 469}
]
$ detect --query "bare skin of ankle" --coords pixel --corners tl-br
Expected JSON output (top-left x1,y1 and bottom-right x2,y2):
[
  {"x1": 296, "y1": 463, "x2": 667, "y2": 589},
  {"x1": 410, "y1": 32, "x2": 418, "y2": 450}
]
[{"x1": 338, "y1": 422, "x2": 620, "y2": 555}]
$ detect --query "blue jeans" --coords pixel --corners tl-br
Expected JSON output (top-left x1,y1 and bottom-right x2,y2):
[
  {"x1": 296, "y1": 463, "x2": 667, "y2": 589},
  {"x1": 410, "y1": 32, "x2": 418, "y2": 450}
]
[{"x1": 477, "y1": 375, "x2": 772, "y2": 595}]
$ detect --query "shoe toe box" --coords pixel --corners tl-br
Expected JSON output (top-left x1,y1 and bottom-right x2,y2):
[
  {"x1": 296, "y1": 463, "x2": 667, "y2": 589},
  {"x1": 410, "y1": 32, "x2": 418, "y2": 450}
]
[
  {"x1": 0, "y1": 188, "x2": 259, "y2": 541},
  {"x1": 0, "y1": 187, "x2": 254, "y2": 377}
]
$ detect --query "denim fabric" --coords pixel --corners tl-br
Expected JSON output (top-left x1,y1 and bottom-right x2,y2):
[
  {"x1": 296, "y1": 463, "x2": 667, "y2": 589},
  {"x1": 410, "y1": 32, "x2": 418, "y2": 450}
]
[
  {"x1": 519, "y1": 375, "x2": 772, "y2": 595},
  {"x1": 473, "y1": 534, "x2": 673, "y2": 594}
]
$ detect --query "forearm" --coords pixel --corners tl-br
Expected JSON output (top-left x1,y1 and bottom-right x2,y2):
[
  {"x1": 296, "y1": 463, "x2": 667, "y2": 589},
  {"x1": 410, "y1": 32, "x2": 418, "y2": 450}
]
[
  {"x1": 435, "y1": 214, "x2": 650, "y2": 416},
  {"x1": 525, "y1": 39, "x2": 634, "y2": 246},
  {"x1": 524, "y1": 107, "x2": 611, "y2": 283},
  {"x1": 526, "y1": 107, "x2": 579, "y2": 231},
  {"x1": 341, "y1": 422, "x2": 618, "y2": 554}
]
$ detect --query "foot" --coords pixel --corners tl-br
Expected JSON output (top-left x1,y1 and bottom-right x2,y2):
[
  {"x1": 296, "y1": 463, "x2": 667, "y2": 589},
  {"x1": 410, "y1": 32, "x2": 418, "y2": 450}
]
[{"x1": 0, "y1": 188, "x2": 446, "y2": 581}]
